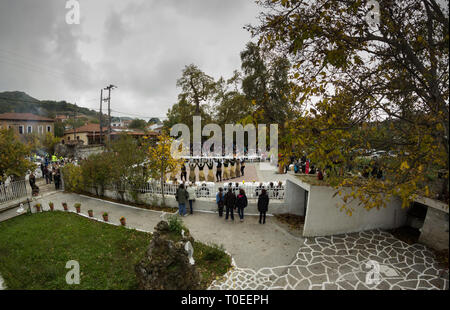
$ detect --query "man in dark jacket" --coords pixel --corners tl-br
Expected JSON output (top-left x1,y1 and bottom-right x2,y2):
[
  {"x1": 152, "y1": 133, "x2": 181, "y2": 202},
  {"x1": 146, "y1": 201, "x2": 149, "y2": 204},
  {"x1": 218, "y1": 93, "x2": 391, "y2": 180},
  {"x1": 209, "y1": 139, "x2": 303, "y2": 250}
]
[
  {"x1": 257, "y1": 189, "x2": 269, "y2": 224},
  {"x1": 235, "y1": 189, "x2": 248, "y2": 222},
  {"x1": 175, "y1": 184, "x2": 189, "y2": 216},
  {"x1": 224, "y1": 187, "x2": 236, "y2": 221}
]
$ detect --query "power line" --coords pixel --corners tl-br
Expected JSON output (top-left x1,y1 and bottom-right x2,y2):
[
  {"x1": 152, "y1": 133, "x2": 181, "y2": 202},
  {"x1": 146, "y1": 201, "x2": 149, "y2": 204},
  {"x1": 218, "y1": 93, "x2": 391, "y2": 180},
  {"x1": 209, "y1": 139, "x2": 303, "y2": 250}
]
[{"x1": 109, "y1": 108, "x2": 167, "y2": 119}]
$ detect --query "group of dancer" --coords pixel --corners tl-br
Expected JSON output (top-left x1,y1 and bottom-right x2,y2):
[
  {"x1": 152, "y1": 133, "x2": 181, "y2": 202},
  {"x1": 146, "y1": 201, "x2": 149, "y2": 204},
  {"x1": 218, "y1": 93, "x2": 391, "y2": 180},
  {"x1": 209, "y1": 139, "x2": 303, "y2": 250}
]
[{"x1": 179, "y1": 158, "x2": 246, "y2": 183}]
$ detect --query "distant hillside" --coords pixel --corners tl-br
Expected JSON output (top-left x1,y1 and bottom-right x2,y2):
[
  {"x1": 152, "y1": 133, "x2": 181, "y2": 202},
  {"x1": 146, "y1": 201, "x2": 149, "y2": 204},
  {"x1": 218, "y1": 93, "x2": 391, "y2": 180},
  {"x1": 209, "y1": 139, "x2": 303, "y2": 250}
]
[{"x1": 0, "y1": 91, "x2": 100, "y2": 120}]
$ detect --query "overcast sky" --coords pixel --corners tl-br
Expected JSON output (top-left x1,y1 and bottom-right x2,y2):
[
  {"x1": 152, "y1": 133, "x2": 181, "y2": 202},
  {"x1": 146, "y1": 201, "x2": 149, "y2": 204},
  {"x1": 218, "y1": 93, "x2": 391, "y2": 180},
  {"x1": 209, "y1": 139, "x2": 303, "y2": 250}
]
[{"x1": 0, "y1": 0, "x2": 261, "y2": 119}]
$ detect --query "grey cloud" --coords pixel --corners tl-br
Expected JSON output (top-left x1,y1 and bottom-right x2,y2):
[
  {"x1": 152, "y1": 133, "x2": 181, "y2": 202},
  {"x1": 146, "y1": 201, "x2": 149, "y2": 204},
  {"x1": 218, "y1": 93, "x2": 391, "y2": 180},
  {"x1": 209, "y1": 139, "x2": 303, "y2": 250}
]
[{"x1": 0, "y1": 0, "x2": 260, "y2": 117}]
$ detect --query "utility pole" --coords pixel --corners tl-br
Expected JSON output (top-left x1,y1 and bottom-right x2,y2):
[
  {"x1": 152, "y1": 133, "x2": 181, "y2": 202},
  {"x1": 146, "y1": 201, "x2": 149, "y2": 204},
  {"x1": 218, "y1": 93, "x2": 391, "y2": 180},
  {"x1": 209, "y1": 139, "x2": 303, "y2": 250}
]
[
  {"x1": 99, "y1": 89, "x2": 103, "y2": 145},
  {"x1": 103, "y1": 84, "x2": 117, "y2": 147},
  {"x1": 73, "y1": 102, "x2": 77, "y2": 141}
]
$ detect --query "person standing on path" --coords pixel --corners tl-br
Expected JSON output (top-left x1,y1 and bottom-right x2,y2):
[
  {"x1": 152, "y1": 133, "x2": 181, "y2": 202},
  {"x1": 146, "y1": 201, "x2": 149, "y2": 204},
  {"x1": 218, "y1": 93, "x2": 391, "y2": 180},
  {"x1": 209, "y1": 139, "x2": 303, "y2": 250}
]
[
  {"x1": 223, "y1": 159, "x2": 229, "y2": 180},
  {"x1": 257, "y1": 189, "x2": 269, "y2": 224},
  {"x1": 188, "y1": 161, "x2": 197, "y2": 183},
  {"x1": 216, "y1": 159, "x2": 222, "y2": 182},
  {"x1": 206, "y1": 160, "x2": 215, "y2": 182},
  {"x1": 216, "y1": 187, "x2": 225, "y2": 217},
  {"x1": 198, "y1": 161, "x2": 206, "y2": 182},
  {"x1": 229, "y1": 159, "x2": 236, "y2": 179},
  {"x1": 43, "y1": 165, "x2": 50, "y2": 184},
  {"x1": 235, "y1": 158, "x2": 241, "y2": 178},
  {"x1": 54, "y1": 167, "x2": 61, "y2": 190},
  {"x1": 180, "y1": 162, "x2": 187, "y2": 182},
  {"x1": 186, "y1": 183, "x2": 196, "y2": 215},
  {"x1": 40, "y1": 162, "x2": 45, "y2": 179},
  {"x1": 240, "y1": 159, "x2": 246, "y2": 176},
  {"x1": 224, "y1": 187, "x2": 236, "y2": 221},
  {"x1": 175, "y1": 184, "x2": 189, "y2": 216},
  {"x1": 29, "y1": 172, "x2": 36, "y2": 189},
  {"x1": 235, "y1": 188, "x2": 248, "y2": 222}
]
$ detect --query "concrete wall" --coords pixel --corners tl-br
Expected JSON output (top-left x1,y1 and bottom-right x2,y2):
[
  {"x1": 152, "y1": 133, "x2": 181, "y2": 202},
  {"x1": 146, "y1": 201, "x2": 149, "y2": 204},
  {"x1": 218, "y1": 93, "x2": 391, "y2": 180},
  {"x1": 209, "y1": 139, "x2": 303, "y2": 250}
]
[
  {"x1": 76, "y1": 145, "x2": 104, "y2": 159},
  {"x1": 285, "y1": 179, "x2": 306, "y2": 216},
  {"x1": 297, "y1": 183, "x2": 408, "y2": 237},
  {"x1": 85, "y1": 187, "x2": 289, "y2": 215},
  {"x1": 419, "y1": 207, "x2": 449, "y2": 251}
]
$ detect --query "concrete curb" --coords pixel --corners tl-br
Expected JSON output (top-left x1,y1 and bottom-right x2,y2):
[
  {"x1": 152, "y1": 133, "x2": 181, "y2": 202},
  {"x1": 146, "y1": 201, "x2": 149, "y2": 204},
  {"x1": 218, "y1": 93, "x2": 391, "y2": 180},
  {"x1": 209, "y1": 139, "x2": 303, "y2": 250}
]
[{"x1": 78, "y1": 194, "x2": 274, "y2": 217}]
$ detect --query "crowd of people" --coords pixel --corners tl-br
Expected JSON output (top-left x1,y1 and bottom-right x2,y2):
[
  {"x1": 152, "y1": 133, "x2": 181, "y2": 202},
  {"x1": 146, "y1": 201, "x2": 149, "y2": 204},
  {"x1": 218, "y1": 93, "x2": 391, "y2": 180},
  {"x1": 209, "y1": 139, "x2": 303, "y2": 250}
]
[
  {"x1": 28, "y1": 155, "x2": 69, "y2": 196},
  {"x1": 179, "y1": 158, "x2": 246, "y2": 183},
  {"x1": 175, "y1": 182, "x2": 270, "y2": 224}
]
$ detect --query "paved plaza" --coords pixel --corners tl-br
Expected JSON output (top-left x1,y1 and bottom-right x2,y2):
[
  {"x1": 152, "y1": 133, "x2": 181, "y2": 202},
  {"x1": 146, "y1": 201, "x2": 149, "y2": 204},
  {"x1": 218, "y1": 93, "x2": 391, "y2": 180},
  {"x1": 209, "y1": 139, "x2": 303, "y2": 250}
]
[
  {"x1": 209, "y1": 230, "x2": 449, "y2": 290},
  {"x1": 173, "y1": 162, "x2": 288, "y2": 184}
]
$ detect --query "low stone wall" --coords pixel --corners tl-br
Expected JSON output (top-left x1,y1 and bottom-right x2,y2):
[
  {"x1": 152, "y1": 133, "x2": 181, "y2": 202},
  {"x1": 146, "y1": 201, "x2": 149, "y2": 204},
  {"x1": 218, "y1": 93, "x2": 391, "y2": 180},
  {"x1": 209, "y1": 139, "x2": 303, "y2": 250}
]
[
  {"x1": 287, "y1": 176, "x2": 408, "y2": 237},
  {"x1": 85, "y1": 187, "x2": 288, "y2": 215},
  {"x1": 419, "y1": 207, "x2": 449, "y2": 251}
]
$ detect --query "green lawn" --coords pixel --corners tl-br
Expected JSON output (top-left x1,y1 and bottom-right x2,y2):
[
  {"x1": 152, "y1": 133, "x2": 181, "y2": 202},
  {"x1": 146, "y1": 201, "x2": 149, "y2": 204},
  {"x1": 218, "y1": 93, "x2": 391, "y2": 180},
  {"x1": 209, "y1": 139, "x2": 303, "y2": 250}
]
[{"x1": 0, "y1": 211, "x2": 231, "y2": 289}]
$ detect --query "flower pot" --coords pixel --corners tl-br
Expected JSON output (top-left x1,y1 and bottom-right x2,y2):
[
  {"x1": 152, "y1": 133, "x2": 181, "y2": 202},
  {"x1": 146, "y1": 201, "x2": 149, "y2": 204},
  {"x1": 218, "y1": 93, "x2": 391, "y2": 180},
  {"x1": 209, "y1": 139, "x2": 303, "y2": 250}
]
[
  {"x1": 103, "y1": 215, "x2": 109, "y2": 222},
  {"x1": 88, "y1": 210, "x2": 93, "y2": 217},
  {"x1": 120, "y1": 218, "x2": 126, "y2": 226},
  {"x1": 75, "y1": 207, "x2": 81, "y2": 213},
  {"x1": 62, "y1": 203, "x2": 68, "y2": 211},
  {"x1": 49, "y1": 204, "x2": 54, "y2": 211},
  {"x1": 35, "y1": 205, "x2": 41, "y2": 212}
]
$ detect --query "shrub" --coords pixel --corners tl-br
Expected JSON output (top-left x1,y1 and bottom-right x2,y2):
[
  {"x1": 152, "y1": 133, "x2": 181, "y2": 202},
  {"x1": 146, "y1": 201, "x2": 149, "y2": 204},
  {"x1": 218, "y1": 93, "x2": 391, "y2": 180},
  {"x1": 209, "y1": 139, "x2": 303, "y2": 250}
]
[
  {"x1": 81, "y1": 153, "x2": 112, "y2": 196},
  {"x1": 74, "y1": 203, "x2": 81, "y2": 208},
  {"x1": 167, "y1": 215, "x2": 186, "y2": 235},
  {"x1": 203, "y1": 243, "x2": 227, "y2": 262},
  {"x1": 61, "y1": 163, "x2": 84, "y2": 193}
]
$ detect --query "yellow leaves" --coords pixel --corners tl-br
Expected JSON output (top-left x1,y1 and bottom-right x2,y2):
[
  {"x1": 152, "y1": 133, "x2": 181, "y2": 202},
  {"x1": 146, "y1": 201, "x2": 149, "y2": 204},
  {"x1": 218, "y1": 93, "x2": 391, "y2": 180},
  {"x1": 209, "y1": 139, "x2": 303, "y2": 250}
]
[
  {"x1": 400, "y1": 161, "x2": 410, "y2": 171},
  {"x1": 425, "y1": 186, "x2": 430, "y2": 197}
]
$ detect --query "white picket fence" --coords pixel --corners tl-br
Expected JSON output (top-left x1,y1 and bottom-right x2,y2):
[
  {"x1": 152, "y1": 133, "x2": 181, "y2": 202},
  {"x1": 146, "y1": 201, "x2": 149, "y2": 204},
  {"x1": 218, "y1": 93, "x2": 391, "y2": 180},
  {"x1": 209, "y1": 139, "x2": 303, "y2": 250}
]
[
  {"x1": 0, "y1": 180, "x2": 28, "y2": 204},
  {"x1": 139, "y1": 181, "x2": 285, "y2": 200}
]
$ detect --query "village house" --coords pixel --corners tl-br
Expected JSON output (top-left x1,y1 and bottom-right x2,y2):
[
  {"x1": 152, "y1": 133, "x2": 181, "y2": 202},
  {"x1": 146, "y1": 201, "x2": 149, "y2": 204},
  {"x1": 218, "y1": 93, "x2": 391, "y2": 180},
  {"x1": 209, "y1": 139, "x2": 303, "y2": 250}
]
[
  {"x1": 62, "y1": 123, "x2": 107, "y2": 145},
  {"x1": 0, "y1": 112, "x2": 54, "y2": 135},
  {"x1": 62, "y1": 123, "x2": 160, "y2": 145}
]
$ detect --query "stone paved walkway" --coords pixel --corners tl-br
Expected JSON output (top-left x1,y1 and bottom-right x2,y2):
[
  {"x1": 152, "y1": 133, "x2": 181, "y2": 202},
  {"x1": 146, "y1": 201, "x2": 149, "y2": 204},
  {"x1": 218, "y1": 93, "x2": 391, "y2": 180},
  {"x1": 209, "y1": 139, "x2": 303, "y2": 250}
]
[{"x1": 208, "y1": 230, "x2": 449, "y2": 290}]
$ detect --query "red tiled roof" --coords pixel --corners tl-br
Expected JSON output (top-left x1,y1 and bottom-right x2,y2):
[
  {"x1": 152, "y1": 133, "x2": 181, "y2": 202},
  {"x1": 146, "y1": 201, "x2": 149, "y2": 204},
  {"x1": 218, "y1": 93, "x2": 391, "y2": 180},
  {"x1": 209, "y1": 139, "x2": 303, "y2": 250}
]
[
  {"x1": 87, "y1": 130, "x2": 159, "y2": 137},
  {"x1": 64, "y1": 123, "x2": 108, "y2": 134},
  {"x1": 0, "y1": 113, "x2": 54, "y2": 122}
]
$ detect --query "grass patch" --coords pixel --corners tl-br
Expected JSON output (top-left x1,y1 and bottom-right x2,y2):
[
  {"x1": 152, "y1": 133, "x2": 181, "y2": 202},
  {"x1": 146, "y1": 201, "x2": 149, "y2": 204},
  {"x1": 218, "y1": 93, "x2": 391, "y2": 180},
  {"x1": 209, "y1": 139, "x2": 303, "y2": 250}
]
[
  {"x1": 0, "y1": 211, "x2": 231, "y2": 289},
  {"x1": 193, "y1": 242, "x2": 232, "y2": 288}
]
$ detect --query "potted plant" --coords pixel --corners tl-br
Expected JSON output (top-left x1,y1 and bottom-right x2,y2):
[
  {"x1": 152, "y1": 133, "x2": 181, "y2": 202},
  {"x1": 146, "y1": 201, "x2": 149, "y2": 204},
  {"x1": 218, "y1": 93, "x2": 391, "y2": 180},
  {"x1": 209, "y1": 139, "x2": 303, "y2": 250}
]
[
  {"x1": 120, "y1": 216, "x2": 126, "y2": 226},
  {"x1": 88, "y1": 209, "x2": 93, "y2": 217},
  {"x1": 62, "y1": 202, "x2": 68, "y2": 211},
  {"x1": 74, "y1": 203, "x2": 81, "y2": 213},
  {"x1": 34, "y1": 203, "x2": 42, "y2": 212},
  {"x1": 48, "y1": 202, "x2": 54, "y2": 211},
  {"x1": 102, "y1": 212, "x2": 109, "y2": 222}
]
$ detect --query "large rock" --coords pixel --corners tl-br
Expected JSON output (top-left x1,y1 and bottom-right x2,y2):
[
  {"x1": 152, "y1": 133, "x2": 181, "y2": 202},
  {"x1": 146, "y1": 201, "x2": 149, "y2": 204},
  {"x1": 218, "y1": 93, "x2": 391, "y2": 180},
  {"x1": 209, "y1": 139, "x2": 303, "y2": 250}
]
[{"x1": 135, "y1": 221, "x2": 201, "y2": 290}]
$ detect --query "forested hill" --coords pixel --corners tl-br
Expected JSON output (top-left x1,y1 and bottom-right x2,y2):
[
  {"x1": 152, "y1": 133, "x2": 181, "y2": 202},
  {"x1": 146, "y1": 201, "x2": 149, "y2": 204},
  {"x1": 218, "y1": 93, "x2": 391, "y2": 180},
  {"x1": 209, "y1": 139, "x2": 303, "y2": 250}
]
[{"x1": 0, "y1": 91, "x2": 100, "y2": 119}]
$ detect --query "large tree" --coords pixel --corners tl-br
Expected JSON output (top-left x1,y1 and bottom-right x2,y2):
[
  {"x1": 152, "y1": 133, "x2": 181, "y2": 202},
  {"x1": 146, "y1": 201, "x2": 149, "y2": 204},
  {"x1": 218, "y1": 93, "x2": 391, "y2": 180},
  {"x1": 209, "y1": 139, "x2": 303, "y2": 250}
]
[
  {"x1": 0, "y1": 129, "x2": 34, "y2": 181},
  {"x1": 249, "y1": 0, "x2": 449, "y2": 208},
  {"x1": 146, "y1": 134, "x2": 183, "y2": 206},
  {"x1": 176, "y1": 64, "x2": 217, "y2": 115}
]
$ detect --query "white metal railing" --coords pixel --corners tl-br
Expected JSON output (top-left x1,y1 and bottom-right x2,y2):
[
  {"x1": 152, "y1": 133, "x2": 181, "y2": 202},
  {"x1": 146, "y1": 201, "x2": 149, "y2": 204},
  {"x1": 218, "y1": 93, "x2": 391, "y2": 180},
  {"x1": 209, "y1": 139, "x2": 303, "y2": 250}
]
[
  {"x1": 0, "y1": 180, "x2": 28, "y2": 204},
  {"x1": 139, "y1": 181, "x2": 285, "y2": 200}
]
